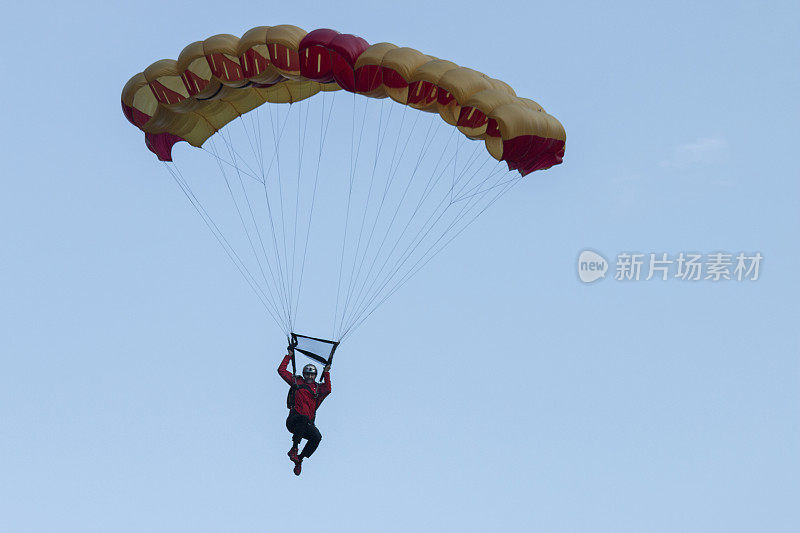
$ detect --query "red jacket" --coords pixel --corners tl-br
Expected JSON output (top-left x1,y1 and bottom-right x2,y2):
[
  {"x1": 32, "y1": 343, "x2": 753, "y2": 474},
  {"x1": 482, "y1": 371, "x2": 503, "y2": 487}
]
[{"x1": 278, "y1": 354, "x2": 331, "y2": 420}]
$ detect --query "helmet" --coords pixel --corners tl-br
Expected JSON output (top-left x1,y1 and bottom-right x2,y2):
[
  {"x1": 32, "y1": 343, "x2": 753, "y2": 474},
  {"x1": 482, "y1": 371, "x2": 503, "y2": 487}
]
[{"x1": 302, "y1": 364, "x2": 318, "y2": 381}]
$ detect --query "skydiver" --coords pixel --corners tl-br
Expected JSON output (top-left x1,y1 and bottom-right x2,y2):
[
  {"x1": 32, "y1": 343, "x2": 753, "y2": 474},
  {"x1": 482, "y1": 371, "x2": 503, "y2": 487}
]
[{"x1": 277, "y1": 346, "x2": 331, "y2": 476}]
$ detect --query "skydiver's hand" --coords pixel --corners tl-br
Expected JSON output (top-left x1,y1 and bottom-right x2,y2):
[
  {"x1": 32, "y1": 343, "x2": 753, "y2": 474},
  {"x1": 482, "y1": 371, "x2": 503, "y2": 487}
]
[
  {"x1": 323, "y1": 364, "x2": 331, "y2": 373},
  {"x1": 287, "y1": 347, "x2": 294, "y2": 356}
]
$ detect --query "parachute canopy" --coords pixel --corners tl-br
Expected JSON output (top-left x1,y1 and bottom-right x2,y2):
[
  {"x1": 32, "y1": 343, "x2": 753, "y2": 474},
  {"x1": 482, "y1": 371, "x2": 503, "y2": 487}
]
[
  {"x1": 121, "y1": 24, "x2": 565, "y2": 176},
  {"x1": 121, "y1": 24, "x2": 566, "y2": 343}
]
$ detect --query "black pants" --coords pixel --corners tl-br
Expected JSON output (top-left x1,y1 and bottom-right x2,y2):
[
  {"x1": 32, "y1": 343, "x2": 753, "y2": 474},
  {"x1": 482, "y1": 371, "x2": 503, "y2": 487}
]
[{"x1": 286, "y1": 410, "x2": 322, "y2": 458}]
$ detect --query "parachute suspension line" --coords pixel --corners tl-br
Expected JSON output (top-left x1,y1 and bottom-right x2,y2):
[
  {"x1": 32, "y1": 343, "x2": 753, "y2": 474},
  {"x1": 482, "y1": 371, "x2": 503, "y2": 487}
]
[
  {"x1": 414, "y1": 169, "x2": 520, "y2": 270},
  {"x1": 288, "y1": 98, "x2": 303, "y2": 330},
  {"x1": 210, "y1": 134, "x2": 291, "y2": 324},
  {"x1": 246, "y1": 104, "x2": 292, "y2": 319},
  {"x1": 382, "y1": 104, "x2": 412, "y2": 195},
  {"x1": 260, "y1": 102, "x2": 296, "y2": 327},
  {"x1": 236, "y1": 111, "x2": 264, "y2": 180},
  {"x1": 164, "y1": 88, "x2": 530, "y2": 341},
  {"x1": 163, "y1": 162, "x2": 289, "y2": 334},
  {"x1": 340, "y1": 172, "x2": 521, "y2": 342},
  {"x1": 340, "y1": 137, "x2": 510, "y2": 337},
  {"x1": 342, "y1": 103, "x2": 410, "y2": 302},
  {"x1": 346, "y1": 161, "x2": 511, "y2": 329},
  {"x1": 452, "y1": 175, "x2": 522, "y2": 203},
  {"x1": 248, "y1": 104, "x2": 298, "y2": 325},
  {"x1": 239, "y1": 107, "x2": 268, "y2": 184},
  {"x1": 451, "y1": 135, "x2": 463, "y2": 203},
  {"x1": 208, "y1": 101, "x2": 295, "y2": 328},
  {"x1": 339, "y1": 105, "x2": 420, "y2": 318},
  {"x1": 332, "y1": 62, "x2": 388, "y2": 338},
  {"x1": 212, "y1": 125, "x2": 263, "y2": 182},
  {"x1": 389, "y1": 170, "x2": 520, "y2": 295},
  {"x1": 332, "y1": 62, "x2": 404, "y2": 337},
  {"x1": 332, "y1": 93, "x2": 369, "y2": 339},
  {"x1": 268, "y1": 102, "x2": 294, "y2": 328},
  {"x1": 199, "y1": 146, "x2": 262, "y2": 183},
  {"x1": 293, "y1": 91, "x2": 338, "y2": 323},
  {"x1": 246, "y1": 106, "x2": 263, "y2": 174},
  {"x1": 219, "y1": 122, "x2": 291, "y2": 321},
  {"x1": 449, "y1": 137, "x2": 482, "y2": 200},
  {"x1": 336, "y1": 112, "x2": 444, "y2": 336},
  {"x1": 332, "y1": 93, "x2": 357, "y2": 338},
  {"x1": 208, "y1": 136, "x2": 282, "y2": 316},
  {"x1": 288, "y1": 95, "x2": 313, "y2": 332},
  {"x1": 336, "y1": 98, "x2": 394, "y2": 337},
  {"x1": 337, "y1": 119, "x2": 455, "y2": 334},
  {"x1": 357, "y1": 163, "x2": 510, "y2": 317},
  {"x1": 334, "y1": 95, "x2": 416, "y2": 338},
  {"x1": 447, "y1": 144, "x2": 496, "y2": 201},
  {"x1": 252, "y1": 105, "x2": 265, "y2": 171},
  {"x1": 340, "y1": 164, "x2": 518, "y2": 340}
]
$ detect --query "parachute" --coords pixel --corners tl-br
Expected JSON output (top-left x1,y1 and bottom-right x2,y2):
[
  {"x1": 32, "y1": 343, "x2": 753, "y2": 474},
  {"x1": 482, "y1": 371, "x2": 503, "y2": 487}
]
[{"x1": 121, "y1": 24, "x2": 566, "y2": 343}]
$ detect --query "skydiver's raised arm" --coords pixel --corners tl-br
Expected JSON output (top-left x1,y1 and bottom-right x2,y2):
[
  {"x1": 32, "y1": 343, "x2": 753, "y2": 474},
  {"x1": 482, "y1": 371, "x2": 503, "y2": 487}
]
[
  {"x1": 277, "y1": 350, "x2": 295, "y2": 386},
  {"x1": 318, "y1": 364, "x2": 331, "y2": 399}
]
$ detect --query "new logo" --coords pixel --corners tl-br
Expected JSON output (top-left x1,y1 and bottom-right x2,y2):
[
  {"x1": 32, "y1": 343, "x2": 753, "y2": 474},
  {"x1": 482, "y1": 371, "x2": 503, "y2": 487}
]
[{"x1": 578, "y1": 250, "x2": 608, "y2": 283}]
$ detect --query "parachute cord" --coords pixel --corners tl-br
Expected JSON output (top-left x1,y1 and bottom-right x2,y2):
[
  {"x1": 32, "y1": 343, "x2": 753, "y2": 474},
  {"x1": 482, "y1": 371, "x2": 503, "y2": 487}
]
[
  {"x1": 337, "y1": 99, "x2": 392, "y2": 334},
  {"x1": 252, "y1": 106, "x2": 265, "y2": 175},
  {"x1": 261, "y1": 103, "x2": 295, "y2": 326},
  {"x1": 448, "y1": 140, "x2": 483, "y2": 199},
  {"x1": 161, "y1": 90, "x2": 530, "y2": 342},
  {"x1": 237, "y1": 113, "x2": 265, "y2": 180},
  {"x1": 348, "y1": 161, "x2": 508, "y2": 325},
  {"x1": 253, "y1": 104, "x2": 296, "y2": 323},
  {"x1": 340, "y1": 178, "x2": 515, "y2": 341},
  {"x1": 199, "y1": 147, "x2": 262, "y2": 183},
  {"x1": 351, "y1": 164, "x2": 513, "y2": 322},
  {"x1": 338, "y1": 120, "x2": 454, "y2": 331},
  {"x1": 293, "y1": 91, "x2": 337, "y2": 323},
  {"x1": 288, "y1": 96, "x2": 312, "y2": 332},
  {"x1": 340, "y1": 171, "x2": 521, "y2": 341},
  {"x1": 451, "y1": 175, "x2": 522, "y2": 203},
  {"x1": 351, "y1": 171, "x2": 519, "y2": 335},
  {"x1": 341, "y1": 158, "x2": 507, "y2": 335},
  {"x1": 242, "y1": 109, "x2": 268, "y2": 187},
  {"x1": 333, "y1": 93, "x2": 367, "y2": 339},
  {"x1": 232, "y1": 112, "x2": 295, "y2": 319},
  {"x1": 250, "y1": 104, "x2": 288, "y2": 316},
  {"x1": 341, "y1": 103, "x2": 409, "y2": 304},
  {"x1": 269, "y1": 102, "x2": 294, "y2": 328},
  {"x1": 163, "y1": 162, "x2": 289, "y2": 334},
  {"x1": 451, "y1": 136, "x2": 462, "y2": 203},
  {"x1": 288, "y1": 99, "x2": 304, "y2": 330},
  {"x1": 448, "y1": 147, "x2": 496, "y2": 200},
  {"x1": 333, "y1": 94, "x2": 356, "y2": 338},
  {"x1": 213, "y1": 127, "x2": 262, "y2": 181},
  {"x1": 336, "y1": 112, "x2": 440, "y2": 333},
  {"x1": 334, "y1": 107, "x2": 420, "y2": 322},
  {"x1": 210, "y1": 136, "x2": 291, "y2": 325},
  {"x1": 349, "y1": 136, "x2": 484, "y2": 320},
  {"x1": 382, "y1": 104, "x2": 411, "y2": 195}
]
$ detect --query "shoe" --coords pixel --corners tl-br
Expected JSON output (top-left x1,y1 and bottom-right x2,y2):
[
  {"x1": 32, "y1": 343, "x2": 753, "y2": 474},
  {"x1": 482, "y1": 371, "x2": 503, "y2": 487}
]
[
  {"x1": 288, "y1": 445, "x2": 299, "y2": 463},
  {"x1": 293, "y1": 457, "x2": 302, "y2": 476}
]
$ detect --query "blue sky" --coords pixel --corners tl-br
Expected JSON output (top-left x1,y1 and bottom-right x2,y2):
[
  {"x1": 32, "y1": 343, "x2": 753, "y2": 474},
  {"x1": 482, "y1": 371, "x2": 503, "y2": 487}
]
[{"x1": 1, "y1": 1, "x2": 798, "y2": 531}]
